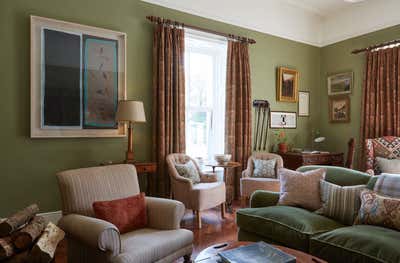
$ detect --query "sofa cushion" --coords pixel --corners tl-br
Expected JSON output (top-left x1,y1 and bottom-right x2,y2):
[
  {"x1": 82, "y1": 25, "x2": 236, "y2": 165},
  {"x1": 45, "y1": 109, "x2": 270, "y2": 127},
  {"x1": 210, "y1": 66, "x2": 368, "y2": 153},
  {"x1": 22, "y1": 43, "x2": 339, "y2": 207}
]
[
  {"x1": 373, "y1": 173, "x2": 400, "y2": 198},
  {"x1": 318, "y1": 180, "x2": 365, "y2": 225},
  {"x1": 253, "y1": 158, "x2": 276, "y2": 178},
  {"x1": 310, "y1": 225, "x2": 400, "y2": 263},
  {"x1": 236, "y1": 206, "x2": 343, "y2": 252},
  {"x1": 114, "y1": 228, "x2": 193, "y2": 263},
  {"x1": 278, "y1": 168, "x2": 326, "y2": 211}
]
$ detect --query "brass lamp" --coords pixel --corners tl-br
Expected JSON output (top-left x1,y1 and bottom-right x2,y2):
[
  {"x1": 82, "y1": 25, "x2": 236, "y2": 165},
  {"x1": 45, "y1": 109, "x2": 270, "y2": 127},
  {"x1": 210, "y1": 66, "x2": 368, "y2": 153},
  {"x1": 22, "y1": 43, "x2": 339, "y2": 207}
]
[{"x1": 116, "y1": 100, "x2": 146, "y2": 163}]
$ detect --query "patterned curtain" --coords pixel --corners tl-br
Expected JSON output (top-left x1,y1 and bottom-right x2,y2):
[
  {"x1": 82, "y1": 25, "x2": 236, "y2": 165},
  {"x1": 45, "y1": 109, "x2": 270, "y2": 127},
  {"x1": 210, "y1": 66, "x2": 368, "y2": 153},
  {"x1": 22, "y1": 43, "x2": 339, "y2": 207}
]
[
  {"x1": 360, "y1": 47, "x2": 400, "y2": 169},
  {"x1": 225, "y1": 41, "x2": 252, "y2": 199},
  {"x1": 152, "y1": 23, "x2": 185, "y2": 196}
]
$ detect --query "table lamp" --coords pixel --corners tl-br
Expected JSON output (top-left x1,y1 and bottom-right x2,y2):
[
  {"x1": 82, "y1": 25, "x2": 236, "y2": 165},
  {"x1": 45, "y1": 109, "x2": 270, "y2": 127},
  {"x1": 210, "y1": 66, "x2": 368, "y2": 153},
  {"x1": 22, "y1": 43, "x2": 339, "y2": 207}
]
[{"x1": 116, "y1": 100, "x2": 146, "y2": 163}]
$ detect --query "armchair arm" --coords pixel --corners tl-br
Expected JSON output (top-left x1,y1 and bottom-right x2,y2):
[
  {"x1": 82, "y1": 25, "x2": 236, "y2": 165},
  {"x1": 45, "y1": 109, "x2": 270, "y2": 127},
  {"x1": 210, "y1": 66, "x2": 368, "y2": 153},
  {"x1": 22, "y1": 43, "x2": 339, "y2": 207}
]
[
  {"x1": 242, "y1": 169, "x2": 251, "y2": 178},
  {"x1": 58, "y1": 214, "x2": 121, "y2": 256},
  {"x1": 146, "y1": 197, "x2": 185, "y2": 230},
  {"x1": 250, "y1": 190, "x2": 280, "y2": 208},
  {"x1": 200, "y1": 172, "x2": 218, "y2": 183}
]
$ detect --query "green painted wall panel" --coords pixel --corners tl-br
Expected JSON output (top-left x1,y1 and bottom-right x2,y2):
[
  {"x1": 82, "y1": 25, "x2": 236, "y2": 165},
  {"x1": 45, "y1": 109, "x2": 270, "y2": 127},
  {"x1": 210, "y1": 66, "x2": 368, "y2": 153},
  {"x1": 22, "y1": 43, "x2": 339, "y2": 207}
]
[
  {"x1": 0, "y1": 0, "x2": 320, "y2": 215},
  {"x1": 319, "y1": 25, "x2": 400, "y2": 168}
]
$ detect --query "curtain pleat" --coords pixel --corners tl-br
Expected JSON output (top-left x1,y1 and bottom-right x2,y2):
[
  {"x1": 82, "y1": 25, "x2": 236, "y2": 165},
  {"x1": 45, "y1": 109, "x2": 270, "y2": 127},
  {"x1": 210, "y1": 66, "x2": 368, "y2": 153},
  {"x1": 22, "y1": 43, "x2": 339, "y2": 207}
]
[
  {"x1": 360, "y1": 47, "x2": 400, "y2": 169},
  {"x1": 225, "y1": 41, "x2": 252, "y2": 200},
  {"x1": 152, "y1": 24, "x2": 185, "y2": 196}
]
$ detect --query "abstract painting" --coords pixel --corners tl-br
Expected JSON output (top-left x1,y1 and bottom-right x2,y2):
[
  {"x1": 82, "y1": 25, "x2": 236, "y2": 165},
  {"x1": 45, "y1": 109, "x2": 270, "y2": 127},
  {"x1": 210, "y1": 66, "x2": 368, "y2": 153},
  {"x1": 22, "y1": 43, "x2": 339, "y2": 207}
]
[
  {"x1": 83, "y1": 36, "x2": 118, "y2": 129},
  {"x1": 277, "y1": 67, "x2": 299, "y2": 102},
  {"x1": 30, "y1": 16, "x2": 126, "y2": 138}
]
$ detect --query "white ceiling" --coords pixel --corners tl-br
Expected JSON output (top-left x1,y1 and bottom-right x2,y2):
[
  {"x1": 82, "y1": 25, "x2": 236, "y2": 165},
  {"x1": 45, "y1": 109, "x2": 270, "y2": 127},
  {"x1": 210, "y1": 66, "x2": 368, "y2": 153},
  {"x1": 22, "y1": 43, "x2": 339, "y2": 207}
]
[{"x1": 141, "y1": 0, "x2": 400, "y2": 47}]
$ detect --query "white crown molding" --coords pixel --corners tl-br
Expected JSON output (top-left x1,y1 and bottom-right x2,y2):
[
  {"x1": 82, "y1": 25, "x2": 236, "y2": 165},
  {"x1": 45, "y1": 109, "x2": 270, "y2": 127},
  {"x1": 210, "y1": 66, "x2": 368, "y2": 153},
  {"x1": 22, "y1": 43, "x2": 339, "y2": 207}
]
[
  {"x1": 142, "y1": 0, "x2": 323, "y2": 47},
  {"x1": 142, "y1": 0, "x2": 400, "y2": 47}
]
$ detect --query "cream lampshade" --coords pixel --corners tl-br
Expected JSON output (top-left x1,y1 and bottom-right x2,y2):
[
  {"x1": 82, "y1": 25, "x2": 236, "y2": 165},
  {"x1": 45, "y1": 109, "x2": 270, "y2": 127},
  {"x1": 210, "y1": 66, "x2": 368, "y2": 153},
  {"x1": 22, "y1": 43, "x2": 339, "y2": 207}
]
[{"x1": 116, "y1": 100, "x2": 146, "y2": 163}]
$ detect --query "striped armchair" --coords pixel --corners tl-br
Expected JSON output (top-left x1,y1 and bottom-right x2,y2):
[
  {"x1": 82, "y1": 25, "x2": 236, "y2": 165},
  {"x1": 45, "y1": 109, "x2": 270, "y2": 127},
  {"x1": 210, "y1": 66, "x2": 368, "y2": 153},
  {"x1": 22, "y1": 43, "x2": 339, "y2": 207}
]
[
  {"x1": 56, "y1": 164, "x2": 193, "y2": 263},
  {"x1": 365, "y1": 136, "x2": 400, "y2": 175}
]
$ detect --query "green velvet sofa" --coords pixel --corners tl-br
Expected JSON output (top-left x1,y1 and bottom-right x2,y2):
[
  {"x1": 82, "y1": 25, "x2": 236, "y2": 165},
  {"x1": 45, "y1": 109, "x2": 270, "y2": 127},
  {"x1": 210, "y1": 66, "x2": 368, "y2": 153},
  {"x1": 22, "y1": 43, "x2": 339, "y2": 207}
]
[{"x1": 236, "y1": 165, "x2": 400, "y2": 263}]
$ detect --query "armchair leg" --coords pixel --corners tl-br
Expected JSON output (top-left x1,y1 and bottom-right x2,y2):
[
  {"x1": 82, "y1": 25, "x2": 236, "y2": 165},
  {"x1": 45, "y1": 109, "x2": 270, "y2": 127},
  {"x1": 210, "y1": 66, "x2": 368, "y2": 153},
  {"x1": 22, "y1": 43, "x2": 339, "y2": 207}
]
[
  {"x1": 196, "y1": 210, "x2": 202, "y2": 229},
  {"x1": 221, "y1": 203, "x2": 226, "y2": 219},
  {"x1": 183, "y1": 254, "x2": 192, "y2": 263}
]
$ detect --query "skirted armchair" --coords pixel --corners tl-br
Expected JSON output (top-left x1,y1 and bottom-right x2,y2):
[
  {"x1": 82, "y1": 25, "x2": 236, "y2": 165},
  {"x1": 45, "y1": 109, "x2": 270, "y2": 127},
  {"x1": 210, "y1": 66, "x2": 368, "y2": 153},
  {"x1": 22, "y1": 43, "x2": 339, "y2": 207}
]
[
  {"x1": 166, "y1": 153, "x2": 226, "y2": 229},
  {"x1": 56, "y1": 164, "x2": 193, "y2": 263},
  {"x1": 365, "y1": 136, "x2": 400, "y2": 175},
  {"x1": 240, "y1": 152, "x2": 284, "y2": 206}
]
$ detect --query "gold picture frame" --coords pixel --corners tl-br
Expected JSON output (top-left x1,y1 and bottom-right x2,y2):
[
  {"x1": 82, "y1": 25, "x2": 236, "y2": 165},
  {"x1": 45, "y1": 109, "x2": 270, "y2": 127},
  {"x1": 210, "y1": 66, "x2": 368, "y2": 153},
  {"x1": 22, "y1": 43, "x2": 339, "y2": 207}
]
[
  {"x1": 329, "y1": 95, "x2": 350, "y2": 123},
  {"x1": 277, "y1": 67, "x2": 299, "y2": 102}
]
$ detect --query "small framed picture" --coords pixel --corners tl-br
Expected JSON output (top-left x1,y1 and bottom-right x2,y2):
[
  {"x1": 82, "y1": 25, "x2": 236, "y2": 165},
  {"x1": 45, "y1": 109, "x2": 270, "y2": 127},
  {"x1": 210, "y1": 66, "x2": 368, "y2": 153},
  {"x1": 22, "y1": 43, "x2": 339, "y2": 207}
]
[
  {"x1": 329, "y1": 96, "x2": 350, "y2": 123},
  {"x1": 298, "y1": 91, "x2": 309, "y2": 117},
  {"x1": 327, "y1": 72, "x2": 353, "y2": 96},
  {"x1": 277, "y1": 67, "x2": 299, "y2": 102},
  {"x1": 270, "y1": 111, "x2": 297, "y2": 129}
]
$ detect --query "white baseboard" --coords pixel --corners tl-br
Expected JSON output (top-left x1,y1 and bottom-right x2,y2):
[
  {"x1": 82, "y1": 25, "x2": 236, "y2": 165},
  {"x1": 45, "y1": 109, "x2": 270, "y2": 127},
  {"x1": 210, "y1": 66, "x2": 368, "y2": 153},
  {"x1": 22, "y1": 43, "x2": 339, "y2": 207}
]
[{"x1": 38, "y1": 210, "x2": 62, "y2": 224}]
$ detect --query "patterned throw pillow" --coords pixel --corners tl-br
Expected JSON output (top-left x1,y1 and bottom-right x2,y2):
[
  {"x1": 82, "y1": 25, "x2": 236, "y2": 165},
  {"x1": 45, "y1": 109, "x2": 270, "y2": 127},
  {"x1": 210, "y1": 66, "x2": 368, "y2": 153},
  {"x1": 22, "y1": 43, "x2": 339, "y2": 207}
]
[
  {"x1": 318, "y1": 180, "x2": 365, "y2": 225},
  {"x1": 278, "y1": 168, "x2": 326, "y2": 211},
  {"x1": 356, "y1": 189, "x2": 400, "y2": 231},
  {"x1": 376, "y1": 157, "x2": 400, "y2": 174},
  {"x1": 373, "y1": 173, "x2": 400, "y2": 198},
  {"x1": 175, "y1": 160, "x2": 201, "y2": 184},
  {"x1": 253, "y1": 158, "x2": 277, "y2": 178}
]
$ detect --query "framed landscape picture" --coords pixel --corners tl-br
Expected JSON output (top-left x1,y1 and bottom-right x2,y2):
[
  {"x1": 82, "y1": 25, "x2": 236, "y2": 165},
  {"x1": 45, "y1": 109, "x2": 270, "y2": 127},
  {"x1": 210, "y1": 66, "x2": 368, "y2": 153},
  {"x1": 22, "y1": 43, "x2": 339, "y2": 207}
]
[
  {"x1": 31, "y1": 16, "x2": 126, "y2": 138},
  {"x1": 270, "y1": 111, "x2": 297, "y2": 129},
  {"x1": 329, "y1": 96, "x2": 350, "y2": 123},
  {"x1": 327, "y1": 72, "x2": 353, "y2": 96},
  {"x1": 277, "y1": 67, "x2": 299, "y2": 102}
]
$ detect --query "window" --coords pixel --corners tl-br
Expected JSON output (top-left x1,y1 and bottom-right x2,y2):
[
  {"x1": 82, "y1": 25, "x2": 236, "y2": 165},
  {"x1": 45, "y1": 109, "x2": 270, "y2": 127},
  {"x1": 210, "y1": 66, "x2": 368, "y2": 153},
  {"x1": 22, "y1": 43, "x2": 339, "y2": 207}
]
[{"x1": 185, "y1": 31, "x2": 227, "y2": 160}]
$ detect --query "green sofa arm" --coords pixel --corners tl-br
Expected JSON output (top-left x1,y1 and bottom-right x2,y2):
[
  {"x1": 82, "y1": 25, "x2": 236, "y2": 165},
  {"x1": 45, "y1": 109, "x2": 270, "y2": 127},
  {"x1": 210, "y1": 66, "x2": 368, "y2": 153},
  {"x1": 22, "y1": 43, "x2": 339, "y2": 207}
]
[{"x1": 250, "y1": 190, "x2": 280, "y2": 208}]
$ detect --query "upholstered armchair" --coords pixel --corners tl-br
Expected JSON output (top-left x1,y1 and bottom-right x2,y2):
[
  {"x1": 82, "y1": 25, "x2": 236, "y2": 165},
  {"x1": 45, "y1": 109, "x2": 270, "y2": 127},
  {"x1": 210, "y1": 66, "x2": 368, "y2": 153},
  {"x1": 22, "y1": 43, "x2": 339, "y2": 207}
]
[
  {"x1": 166, "y1": 153, "x2": 226, "y2": 229},
  {"x1": 240, "y1": 152, "x2": 284, "y2": 206},
  {"x1": 365, "y1": 136, "x2": 400, "y2": 175},
  {"x1": 56, "y1": 164, "x2": 193, "y2": 263}
]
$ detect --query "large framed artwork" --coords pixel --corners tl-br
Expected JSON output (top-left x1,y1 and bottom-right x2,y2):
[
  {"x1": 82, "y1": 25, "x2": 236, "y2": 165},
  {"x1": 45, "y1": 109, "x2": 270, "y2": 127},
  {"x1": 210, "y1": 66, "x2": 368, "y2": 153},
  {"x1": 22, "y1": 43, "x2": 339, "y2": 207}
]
[
  {"x1": 329, "y1": 95, "x2": 350, "y2": 123},
  {"x1": 277, "y1": 67, "x2": 299, "y2": 103},
  {"x1": 270, "y1": 111, "x2": 297, "y2": 129},
  {"x1": 31, "y1": 16, "x2": 126, "y2": 138},
  {"x1": 327, "y1": 71, "x2": 353, "y2": 96}
]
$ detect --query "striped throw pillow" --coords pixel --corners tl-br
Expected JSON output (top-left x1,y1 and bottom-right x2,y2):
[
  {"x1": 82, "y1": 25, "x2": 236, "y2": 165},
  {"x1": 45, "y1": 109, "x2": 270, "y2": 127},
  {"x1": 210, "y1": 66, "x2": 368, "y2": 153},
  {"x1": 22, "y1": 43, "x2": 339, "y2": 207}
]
[{"x1": 318, "y1": 180, "x2": 366, "y2": 225}]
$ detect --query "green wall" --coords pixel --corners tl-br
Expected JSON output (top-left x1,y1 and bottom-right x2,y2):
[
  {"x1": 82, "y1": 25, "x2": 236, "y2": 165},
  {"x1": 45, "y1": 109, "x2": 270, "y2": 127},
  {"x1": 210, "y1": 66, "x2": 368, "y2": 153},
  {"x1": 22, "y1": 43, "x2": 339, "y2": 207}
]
[
  {"x1": 0, "y1": 0, "x2": 321, "y2": 215},
  {"x1": 319, "y1": 25, "x2": 400, "y2": 168}
]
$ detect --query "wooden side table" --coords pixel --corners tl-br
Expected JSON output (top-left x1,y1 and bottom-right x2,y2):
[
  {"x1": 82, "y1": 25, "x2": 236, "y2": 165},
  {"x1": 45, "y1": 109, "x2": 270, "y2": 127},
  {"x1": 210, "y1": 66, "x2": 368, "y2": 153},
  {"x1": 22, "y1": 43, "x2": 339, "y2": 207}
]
[
  {"x1": 129, "y1": 162, "x2": 157, "y2": 195},
  {"x1": 205, "y1": 162, "x2": 241, "y2": 211},
  {"x1": 278, "y1": 152, "x2": 344, "y2": 170},
  {"x1": 101, "y1": 161, "x2": 157, "y2": 195}
]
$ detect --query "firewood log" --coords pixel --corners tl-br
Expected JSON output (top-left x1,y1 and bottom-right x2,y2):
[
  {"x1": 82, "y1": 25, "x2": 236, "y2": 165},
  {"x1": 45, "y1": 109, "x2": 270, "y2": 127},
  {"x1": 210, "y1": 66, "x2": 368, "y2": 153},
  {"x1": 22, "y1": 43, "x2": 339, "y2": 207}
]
[
  {"x1": 0, "y1": 204, "x2": 39, "y2": 237},
  {"x1": 29, "y1": 222, "x2": 65, "y2": 263},
  {"x1": 3, "y1": 250, "x2": 29, "y2": 263},
  {"x1": 12, "y1": 216, "x2": 46, "y2": 250},
  {"x1": 0, "y1": 237, "x2": 15, "y2": 260}
]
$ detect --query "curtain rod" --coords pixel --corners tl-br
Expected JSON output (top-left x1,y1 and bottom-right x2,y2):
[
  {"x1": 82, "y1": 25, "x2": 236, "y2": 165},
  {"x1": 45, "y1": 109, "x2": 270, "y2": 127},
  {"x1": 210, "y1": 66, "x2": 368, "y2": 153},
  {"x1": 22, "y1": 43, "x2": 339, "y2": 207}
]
[
  {"x1": 146, "y1": 15, "x2": 256, "y2": 44},
  {"x1": 352, "y1": 39, "x2": 400, "y2": 54}
]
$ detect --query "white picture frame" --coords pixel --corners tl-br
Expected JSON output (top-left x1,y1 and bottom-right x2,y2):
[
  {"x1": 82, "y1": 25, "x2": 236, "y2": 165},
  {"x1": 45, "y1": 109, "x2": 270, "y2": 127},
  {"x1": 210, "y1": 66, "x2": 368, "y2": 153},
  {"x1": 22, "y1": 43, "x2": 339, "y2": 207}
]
[
  {"x1": 270, "y1": 111, "x2": 297, "y2": 129},
  {"x1": 31, "y1": 15, "x2": 127, "y2": 138},
  {"x1": 298, "y1": 91, "x2": 310, "y2": 117}
]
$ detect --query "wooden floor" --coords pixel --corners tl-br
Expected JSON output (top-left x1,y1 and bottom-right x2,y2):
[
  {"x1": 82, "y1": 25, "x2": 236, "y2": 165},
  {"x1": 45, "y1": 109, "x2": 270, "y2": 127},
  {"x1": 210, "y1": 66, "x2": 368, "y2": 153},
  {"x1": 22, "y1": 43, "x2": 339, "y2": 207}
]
[{"x1": 55, "y1": 202, "x2": 240, "y2": 263}]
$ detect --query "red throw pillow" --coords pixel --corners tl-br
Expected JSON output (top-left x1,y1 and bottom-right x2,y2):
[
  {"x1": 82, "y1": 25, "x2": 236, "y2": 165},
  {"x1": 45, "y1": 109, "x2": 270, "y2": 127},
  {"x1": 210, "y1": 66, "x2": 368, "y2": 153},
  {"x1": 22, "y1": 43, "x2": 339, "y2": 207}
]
[{"x1": 93, "y1": 193, "x2": 147, "y2": 234}]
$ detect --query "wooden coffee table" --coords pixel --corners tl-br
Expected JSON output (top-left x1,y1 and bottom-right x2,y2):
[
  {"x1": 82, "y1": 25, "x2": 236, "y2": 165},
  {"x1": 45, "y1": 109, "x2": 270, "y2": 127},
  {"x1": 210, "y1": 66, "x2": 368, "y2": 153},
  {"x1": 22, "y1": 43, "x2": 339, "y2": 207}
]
[{"x1": 195, "y1": 241, "x2": 326, "y2": 263}]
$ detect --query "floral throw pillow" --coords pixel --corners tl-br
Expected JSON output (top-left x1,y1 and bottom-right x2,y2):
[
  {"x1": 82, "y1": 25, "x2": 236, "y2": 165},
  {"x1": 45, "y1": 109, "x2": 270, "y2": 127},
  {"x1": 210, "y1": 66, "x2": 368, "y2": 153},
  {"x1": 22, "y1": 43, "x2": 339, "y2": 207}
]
[
  {"x1": 253, "y1": 158, "x2": 277, "y2": 178},
  {"x1": 175, "y1": 160, "x2": 201, "y2": 184},
  {"x1": 356, "y1": 189, "x2": 400, "y2": 231}
]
